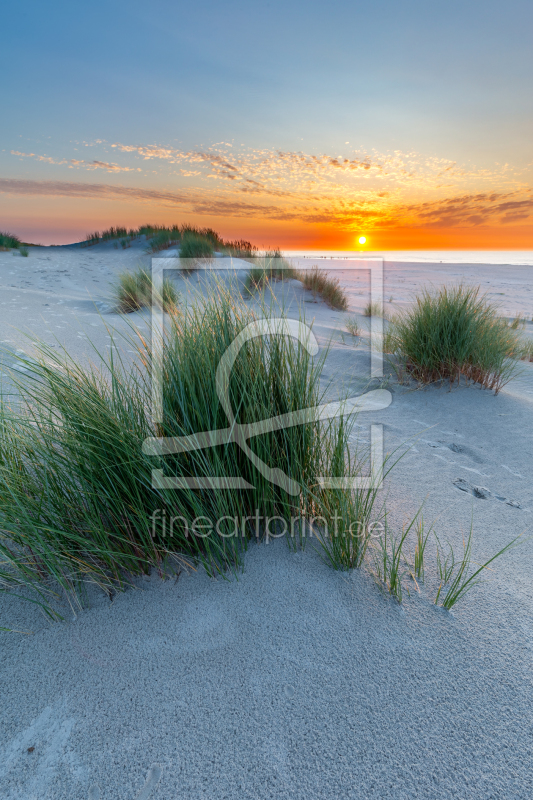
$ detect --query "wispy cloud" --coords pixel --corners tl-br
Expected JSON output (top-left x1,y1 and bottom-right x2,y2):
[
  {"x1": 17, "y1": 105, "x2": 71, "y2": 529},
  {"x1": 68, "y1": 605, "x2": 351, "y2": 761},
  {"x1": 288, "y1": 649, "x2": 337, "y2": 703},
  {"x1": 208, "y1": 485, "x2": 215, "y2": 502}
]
[
  {"x1": 0, "y1": 178, "x2": 296, "y2": 220},
  {"x1": 11, "y1": 151, "x2": 141, "y2": 173},
  {"x1": 6, "y1": 140, "x2": 533, "y2": 231}
]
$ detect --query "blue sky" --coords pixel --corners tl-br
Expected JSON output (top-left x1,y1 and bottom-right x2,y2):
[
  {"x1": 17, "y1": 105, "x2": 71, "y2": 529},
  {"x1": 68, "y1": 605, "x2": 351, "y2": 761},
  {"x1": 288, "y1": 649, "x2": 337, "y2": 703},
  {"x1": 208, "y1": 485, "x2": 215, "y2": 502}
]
[{"x1": 2, "y1": 0, "x2": 533, "y2": 246}]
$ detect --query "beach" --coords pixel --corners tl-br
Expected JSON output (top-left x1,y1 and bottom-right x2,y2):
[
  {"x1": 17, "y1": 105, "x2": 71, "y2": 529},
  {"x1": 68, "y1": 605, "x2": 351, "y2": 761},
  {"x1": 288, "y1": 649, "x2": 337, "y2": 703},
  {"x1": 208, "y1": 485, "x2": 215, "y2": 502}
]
[{"x1": 1, "y1": 241, "x2": 532, "y2": 799}]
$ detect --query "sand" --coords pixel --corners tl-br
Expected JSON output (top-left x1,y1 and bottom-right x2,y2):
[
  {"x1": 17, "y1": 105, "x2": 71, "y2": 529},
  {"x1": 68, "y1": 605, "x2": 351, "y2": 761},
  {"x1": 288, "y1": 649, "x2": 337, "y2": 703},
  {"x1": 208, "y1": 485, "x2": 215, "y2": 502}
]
[{"x1": 1, "y1": 240, "x2": 532, "y2": 799}]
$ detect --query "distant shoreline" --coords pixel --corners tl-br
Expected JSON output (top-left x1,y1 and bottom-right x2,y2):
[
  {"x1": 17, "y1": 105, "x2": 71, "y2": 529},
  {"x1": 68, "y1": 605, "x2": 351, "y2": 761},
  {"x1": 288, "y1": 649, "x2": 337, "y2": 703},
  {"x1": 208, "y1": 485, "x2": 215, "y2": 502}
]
[{"x1": 286, "y1": 249, "x2": 533, "y2": 266}]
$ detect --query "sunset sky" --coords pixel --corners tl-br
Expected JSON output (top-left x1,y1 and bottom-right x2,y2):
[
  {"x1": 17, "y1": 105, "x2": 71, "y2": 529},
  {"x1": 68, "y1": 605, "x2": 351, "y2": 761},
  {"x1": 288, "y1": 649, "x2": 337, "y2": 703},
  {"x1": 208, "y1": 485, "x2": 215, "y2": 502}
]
[{"x1": 2, "y1": 0, "x2": 533, "y2": 248}]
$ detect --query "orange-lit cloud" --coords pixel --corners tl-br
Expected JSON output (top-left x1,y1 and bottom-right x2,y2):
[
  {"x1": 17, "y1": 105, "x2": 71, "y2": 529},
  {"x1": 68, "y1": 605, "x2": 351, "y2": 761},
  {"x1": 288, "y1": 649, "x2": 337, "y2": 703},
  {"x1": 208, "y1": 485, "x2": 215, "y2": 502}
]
[
  {"x1": 11, "y1": 151, "x2": 141, "y2": 172},
  {"x1": 4, "y1": 141, "x2": 533, "y2": 247}
]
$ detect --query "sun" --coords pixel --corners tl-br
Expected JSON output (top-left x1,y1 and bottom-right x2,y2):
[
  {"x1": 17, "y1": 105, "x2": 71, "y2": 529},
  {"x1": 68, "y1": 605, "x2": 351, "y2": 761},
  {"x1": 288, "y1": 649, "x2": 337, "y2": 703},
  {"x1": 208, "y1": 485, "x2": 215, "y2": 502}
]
[{"x1": 358, "y1": 236, "x2": 367, "y2": 245}]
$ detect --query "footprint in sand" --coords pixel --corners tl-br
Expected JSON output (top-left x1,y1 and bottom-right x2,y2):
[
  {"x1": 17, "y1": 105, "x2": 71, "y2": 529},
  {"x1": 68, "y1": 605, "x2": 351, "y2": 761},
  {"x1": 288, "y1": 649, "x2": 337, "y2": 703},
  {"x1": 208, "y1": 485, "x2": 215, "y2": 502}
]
[{"x1": 453, "y1": 477, "x2": 521, "y2": 507}]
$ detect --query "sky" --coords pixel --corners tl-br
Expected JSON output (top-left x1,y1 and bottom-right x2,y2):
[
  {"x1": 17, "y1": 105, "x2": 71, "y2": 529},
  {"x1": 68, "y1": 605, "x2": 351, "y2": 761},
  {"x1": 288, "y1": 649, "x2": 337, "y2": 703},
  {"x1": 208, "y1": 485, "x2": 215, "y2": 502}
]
[{"x1": 1, "y1": 0, "x2": 533, "y2": 248}]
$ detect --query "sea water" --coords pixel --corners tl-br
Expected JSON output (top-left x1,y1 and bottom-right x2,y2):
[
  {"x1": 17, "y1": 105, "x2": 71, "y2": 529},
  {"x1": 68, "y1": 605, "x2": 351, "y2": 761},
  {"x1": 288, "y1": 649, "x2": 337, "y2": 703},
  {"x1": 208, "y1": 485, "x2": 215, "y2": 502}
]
[{"x1": 285, "y1": 250, "x2": 533, "y2": 266}]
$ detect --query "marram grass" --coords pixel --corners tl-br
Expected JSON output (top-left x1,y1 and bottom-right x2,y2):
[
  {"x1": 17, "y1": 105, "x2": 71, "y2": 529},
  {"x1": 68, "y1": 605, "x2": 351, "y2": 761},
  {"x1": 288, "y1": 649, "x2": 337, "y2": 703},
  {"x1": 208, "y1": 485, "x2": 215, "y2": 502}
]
[
  {"x1": 246, "y1": 260, "x2": 349, "y2": 311},
  {"x1": 113, "y1": 266, "x2": 178, "y2": 312},
  {"x1": 385, "y1": 284, "x2": 522, "y2": 393},
  {"x1": 0, "y1": 281, "x2": 521, "y2": 625},
  {"x1": 0, "y1": 285, "x2": 369, "y2": 621},
  {"x1": 245, "y1": 251, "x2": 298, "y2": 292},
  {"x1": 299, "y1": 266, "x2": 348, "y2": 310}
]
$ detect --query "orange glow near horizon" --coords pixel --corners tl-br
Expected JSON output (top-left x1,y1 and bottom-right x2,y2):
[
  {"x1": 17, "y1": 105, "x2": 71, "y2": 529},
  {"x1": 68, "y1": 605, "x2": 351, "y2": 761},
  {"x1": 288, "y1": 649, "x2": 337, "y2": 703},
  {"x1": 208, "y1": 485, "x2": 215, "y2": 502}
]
[
  {"x1": 3, "y1": 141, "x2": 533, "y2": 249},
  {"x1": 1, "y1": 194, "x2": 533, "y2": 250}
]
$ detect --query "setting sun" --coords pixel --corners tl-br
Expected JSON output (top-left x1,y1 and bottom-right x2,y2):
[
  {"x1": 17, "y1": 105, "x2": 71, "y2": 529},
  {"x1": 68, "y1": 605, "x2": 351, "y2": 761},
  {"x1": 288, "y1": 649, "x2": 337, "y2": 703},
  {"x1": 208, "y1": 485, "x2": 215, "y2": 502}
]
[{"x1": 358, "y1": 236, "x2": 366, "y2": 245}]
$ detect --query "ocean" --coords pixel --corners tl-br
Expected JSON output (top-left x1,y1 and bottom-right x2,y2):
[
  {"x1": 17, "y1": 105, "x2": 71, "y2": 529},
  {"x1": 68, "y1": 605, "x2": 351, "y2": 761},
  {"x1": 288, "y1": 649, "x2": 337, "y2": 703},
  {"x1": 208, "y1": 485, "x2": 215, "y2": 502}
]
[{"x1": 286, "y1": 250, "x2": 533, "y2": 266}]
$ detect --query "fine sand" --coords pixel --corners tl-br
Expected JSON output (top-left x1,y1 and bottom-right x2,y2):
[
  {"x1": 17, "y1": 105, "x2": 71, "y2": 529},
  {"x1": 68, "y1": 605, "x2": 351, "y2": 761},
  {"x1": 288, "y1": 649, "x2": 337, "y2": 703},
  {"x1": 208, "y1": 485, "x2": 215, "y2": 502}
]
[{"x1": 1, "y1": 241, "x2": 532, "y2": 799}]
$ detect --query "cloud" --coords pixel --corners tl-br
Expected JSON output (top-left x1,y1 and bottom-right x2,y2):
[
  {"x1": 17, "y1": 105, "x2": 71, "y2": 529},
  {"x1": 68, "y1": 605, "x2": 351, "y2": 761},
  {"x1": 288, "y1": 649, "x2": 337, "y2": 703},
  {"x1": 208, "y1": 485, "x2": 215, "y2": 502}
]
[
  {"x1": 5, "y1": 139, "x2": 533, "y2": 231},
  {"x1": 0, "y1": 178, "x2": 300, "y2": 221},
  {"x1": 11, "y1": 151, "x2": 140, "y2": 173}
]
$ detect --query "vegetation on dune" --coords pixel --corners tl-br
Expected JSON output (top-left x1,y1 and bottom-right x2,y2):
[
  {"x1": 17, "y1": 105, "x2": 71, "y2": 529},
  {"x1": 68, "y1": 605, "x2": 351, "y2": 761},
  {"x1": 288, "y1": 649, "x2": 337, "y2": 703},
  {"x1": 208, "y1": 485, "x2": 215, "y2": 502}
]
[
  {"x1": 246, "y1": 261, "x2": 349, "y2": 311},
  {"x1": 83, "y1": 231, "x2": 101, "y2": 247},
  {"x1": 0, "y1": 286, "x2": 371, "y2": 620},
  {"x1": 363, "y1": 301, "x2": 384, "y2": 318},
  {"x1": 298, "y1": 266, "x2": 348, "y2": 310},
  {"x1": 0, "y1": 281, "x2": 523, "y2": 624},
  {"x1": 0, "y1": 232, "x2": 34, "y2": 252},
  {"x1": 179, "y1": 231, "x2": 214, "y2": 263},
  {"x1": 146, "y1": 229, "x2": 180, "y2": 253},
  {"x1": 245, "y1": 250, "x2": 298, "y2": 292},
  {"x1": 385, "y1": 284, "x2": 523, "y2": 393},
  {"x1": 520, "y1": 339, "x2": 533, "y2": 362},
  {"x1": 345, "y1": 317, "x2": 359, "y2": 337},
  {"x1": 82, "y1": 223, "x2": 258, "y2": 263},
  {"x1": 101, "y1": 226, "x2": 129, "y2": 241},
  {"x1": 0, "y1": 231, "x2": 22, "y2": 250},
  {"x1": 509, "y1": 313, "x2": 526, "y2": 330},
  {"x1": 113, "y1": 266, "x2": 178, "y2": 312},
  {"x1": 0, "y1": 233, "x2": 525, "y2": 623},
  {"x1": 222, "y1": 239, "x2": 258, "y2": 259}
]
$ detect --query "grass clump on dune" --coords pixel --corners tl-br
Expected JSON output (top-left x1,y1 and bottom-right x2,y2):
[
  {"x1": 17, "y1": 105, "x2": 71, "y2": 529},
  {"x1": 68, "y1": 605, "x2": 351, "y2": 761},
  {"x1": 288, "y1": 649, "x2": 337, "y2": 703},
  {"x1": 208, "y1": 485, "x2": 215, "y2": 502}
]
[
  {"x1": 509, "y1": 313, "x2": 526, "y2": 330},
  {"x1": 179, "y1": 230, "x2": 214, "y2": 263},
  {"x1": 245, "y1": 251, "x2": 298, "y2": 292},
  {"x1": 299, "y1": 266, "x2": 348, "y2": 310},
  {"x1": 222, "y1": 239, "x2": 258, "y2": 259},
  {"x1": 345, "y1": 317, "x2": 359, "y2": 337},
  {"x1": 0, "y1": 231, "x2": 22, "y2": 250},
  {"x1": 83, "y1": 231, "x2": 101, "y2": 247},
  {"x1": 113, "y1": 266, "x2": 178, "y2": 312},
  {"x1": 101, "y1": 226, "x2": 128, "y2": 241},
  {"x1": 386, "y1": 284, "x2": 522, "y2": 393},
  {"x1": 0, "y1": 285, "x2": 371, "y2": 621},
  {"x1": 79, "y1": 222, "x2": 259, "y2": 259},
  {"x1": 520, "y1": 340, "x2": 533, "y2": 362},
  {"x1": 246, "y1": 260, "x2": 349, "y2": 311},
  {"x1": 363, "y1": 301, "x2": 384, "y2": 318},
  {"x1": 146, "y1": 227, "x2": 181, "y2": 253}
]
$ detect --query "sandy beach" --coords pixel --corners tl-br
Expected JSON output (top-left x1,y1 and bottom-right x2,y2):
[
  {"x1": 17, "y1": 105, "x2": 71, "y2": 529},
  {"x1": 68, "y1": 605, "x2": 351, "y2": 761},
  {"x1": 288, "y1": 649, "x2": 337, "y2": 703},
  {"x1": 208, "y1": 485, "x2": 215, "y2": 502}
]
[{"x1": 1, "y1": 240, "x2": 533, "y2": 799}]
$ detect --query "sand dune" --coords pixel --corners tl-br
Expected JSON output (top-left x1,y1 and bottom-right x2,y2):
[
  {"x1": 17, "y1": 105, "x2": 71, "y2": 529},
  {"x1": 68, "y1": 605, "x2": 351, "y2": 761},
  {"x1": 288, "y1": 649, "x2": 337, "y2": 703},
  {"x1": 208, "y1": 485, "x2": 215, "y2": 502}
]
[{"x1": 1, "y1": 241, "x2": 532, "y2": 799}]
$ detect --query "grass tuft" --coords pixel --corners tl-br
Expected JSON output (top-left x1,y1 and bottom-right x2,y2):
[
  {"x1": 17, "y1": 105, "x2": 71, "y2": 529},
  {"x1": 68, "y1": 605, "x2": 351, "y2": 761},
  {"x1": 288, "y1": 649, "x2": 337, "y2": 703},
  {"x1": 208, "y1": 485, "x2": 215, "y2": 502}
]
[
  {"x1": 299, "y1": 266, "x2": 348, "y2": 310},
  {"x1": 434, "y1": 524, "x2": 524, "y2": 609},
  {"x1": 0, "y1": 285, "x2": 365, "y2": 620},
  {"x1": 222, "y1": 240, "x2": 258, "y2": 259},
  {"x1": 113, "y1": 267, "x2": 178, "y2": 312},
  {"x1": 146, "y1": 229, "x2": 180, "y2": 253},
  {"x1": 0, "y1": 231, "x2": 22, "y2": 250},
  {"x1": 363, "y1": 301, "x2": 384, "y2": 318},
  {"x1": 370, "y1": 512, "x2": 423, "y2": 603},
  {"x1": 520, "y1": 339, "x2": 533, "y2": 362},
  {"x1": 385, "y1": 284, "x2": 522, "y2": 393},
  {"x1": 412, "y1": 515, "x2": 432, "y2": 582},
  {"x1": 345, "y1": 317, "x2": 359, "y2": 337},
  {"x1": 245, "y1": 251, "x2": 297, "y2": 293},
  {"x1": 179, "y1": 231, "x2": 214, "y2": 266},
  {"x1": 509, "y1": 313, "x2": 526, "y2": 330}
]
